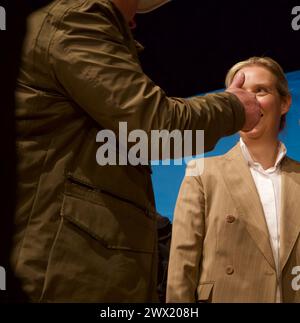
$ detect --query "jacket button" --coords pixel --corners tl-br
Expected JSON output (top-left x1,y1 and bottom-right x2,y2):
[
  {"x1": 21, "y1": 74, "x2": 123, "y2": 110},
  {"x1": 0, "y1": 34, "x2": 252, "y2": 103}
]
[
  {"x1": 265, "y1": 271, "x2": 275, "y2": 276},
  {"x1": 226, "y1": 266, "x2": 234, "y2": 275},
  {"x1": 226, "y1": 215, "x2": 236, "y2": 223}
]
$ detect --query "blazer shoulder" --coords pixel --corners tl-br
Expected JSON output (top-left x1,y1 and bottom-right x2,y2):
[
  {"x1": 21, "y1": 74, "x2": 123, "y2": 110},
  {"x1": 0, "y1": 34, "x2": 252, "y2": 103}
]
[
  {"x1": 284, "y1": 155, "x2": 300, "y2": 169},
  {"x1": 185, "y1": 155, "x2": 224, "y2": 178}
]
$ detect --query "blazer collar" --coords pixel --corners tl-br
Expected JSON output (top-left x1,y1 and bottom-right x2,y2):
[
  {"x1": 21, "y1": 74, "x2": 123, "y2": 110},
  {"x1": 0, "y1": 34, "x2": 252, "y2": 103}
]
[
  {"x1": 221, "y1": 143, "x2": 276, "y2": 270},
  {"x1": 221, "y1": 143, "x2": 300, "y2": 272},
  {"x1": 280, "y1": 157, "x2": 300, "y2": 272}
]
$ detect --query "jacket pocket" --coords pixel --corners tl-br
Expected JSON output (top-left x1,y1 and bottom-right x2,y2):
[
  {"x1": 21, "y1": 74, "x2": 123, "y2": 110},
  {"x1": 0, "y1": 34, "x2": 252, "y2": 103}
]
[
  {"x1": 61, "y1": 181, "x2": 156, "y2": 253},
  {"x1": 40, "y1": 178, "x2": 157, "y2": 302},
  {"x1": 197, "y1": 282, "x2": 214, "y2": 303}
]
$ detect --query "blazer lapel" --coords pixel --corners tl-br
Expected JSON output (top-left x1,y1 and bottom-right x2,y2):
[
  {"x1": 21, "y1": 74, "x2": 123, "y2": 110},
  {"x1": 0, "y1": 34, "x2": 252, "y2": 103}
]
[
  {"x1": 220, "y1": 144, "x2": 276, "y2": 270},
  {"x1": 280, "y1": 157, "x2": 300, "y2": 272}
]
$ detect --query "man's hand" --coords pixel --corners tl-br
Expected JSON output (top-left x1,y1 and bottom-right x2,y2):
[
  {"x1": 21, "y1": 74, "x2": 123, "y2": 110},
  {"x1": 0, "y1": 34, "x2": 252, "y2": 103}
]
[{"x1": 226, "y1": 72, "x2": 261, "y2": 132}]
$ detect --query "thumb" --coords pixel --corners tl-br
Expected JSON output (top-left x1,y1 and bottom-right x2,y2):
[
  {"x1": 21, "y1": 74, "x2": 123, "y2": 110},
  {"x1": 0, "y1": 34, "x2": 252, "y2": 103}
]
[{"x1": 228, "y1": 72, "x2": 245, "y2": 89}]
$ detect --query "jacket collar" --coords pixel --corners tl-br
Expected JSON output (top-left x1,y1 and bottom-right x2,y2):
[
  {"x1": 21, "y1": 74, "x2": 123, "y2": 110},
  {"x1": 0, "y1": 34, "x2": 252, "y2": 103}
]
[
  {"x1": 280, "y1": 157, "x2": 300, "y2": 272},
  {"x1": 221, "y1": 143, "x2": 300, "y2": 272},
  {"x1": 221, "y1": 143, "x2": 276, "y2": 269}
]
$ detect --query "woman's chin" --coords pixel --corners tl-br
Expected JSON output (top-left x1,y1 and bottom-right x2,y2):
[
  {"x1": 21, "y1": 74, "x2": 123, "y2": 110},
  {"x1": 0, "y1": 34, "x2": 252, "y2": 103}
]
[{"x1": 241, "y1": 127, "x2": 263, "y2": 140}]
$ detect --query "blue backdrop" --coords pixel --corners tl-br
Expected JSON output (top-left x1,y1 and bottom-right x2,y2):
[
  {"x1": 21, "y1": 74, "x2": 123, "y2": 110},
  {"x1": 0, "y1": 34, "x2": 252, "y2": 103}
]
[{"x1": 151, "y1": 70, "x2": 300, "y2": 220}]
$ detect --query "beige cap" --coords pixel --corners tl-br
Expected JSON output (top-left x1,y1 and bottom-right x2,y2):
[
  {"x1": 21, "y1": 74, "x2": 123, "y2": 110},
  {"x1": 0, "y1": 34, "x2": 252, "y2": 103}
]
[{"x1": 137, "y1": 0, "x2": 171, "y2": 13}]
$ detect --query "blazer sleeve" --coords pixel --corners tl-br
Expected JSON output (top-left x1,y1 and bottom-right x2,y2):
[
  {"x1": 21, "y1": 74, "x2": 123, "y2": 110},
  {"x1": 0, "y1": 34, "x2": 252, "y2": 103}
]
[
  {"x1": 166, "y1": 160, "x2": 205, "y2": 302},
  {"x1": 49, "y1": 2, "x2": 245, "y2": 153}
]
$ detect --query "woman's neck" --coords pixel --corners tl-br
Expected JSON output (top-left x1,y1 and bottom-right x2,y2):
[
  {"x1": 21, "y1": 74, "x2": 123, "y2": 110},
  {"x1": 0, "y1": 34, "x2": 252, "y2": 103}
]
[{"x1": 243, "y1": 137, "x2": 280, "y2": 170}]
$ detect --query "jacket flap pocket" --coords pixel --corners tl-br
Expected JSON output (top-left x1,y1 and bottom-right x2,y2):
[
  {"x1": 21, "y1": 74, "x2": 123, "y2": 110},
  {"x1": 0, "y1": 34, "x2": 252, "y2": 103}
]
[
  {"x1": 61, "y1": 193, "x2": 155, "y2": 253},
  {"x1": 197, "y1": 282, "x2": 214, "y2": 301}
]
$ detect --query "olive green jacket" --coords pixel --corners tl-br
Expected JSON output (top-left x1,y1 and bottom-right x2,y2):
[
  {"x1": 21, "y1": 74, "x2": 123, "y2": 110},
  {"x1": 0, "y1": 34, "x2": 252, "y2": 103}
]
[{"x1": 13, "y1": 0, "x2": 245, "y2": 302}]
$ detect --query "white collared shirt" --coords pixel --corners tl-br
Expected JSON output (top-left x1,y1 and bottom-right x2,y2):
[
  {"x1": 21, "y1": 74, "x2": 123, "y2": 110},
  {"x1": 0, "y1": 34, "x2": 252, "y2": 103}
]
[{"x1": 239, "y1": 138, "x2": 287, "y2": 303}]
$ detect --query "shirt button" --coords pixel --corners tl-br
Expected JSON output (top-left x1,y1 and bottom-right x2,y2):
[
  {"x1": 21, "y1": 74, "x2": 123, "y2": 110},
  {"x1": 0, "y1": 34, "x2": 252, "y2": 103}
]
[
  {"x1": 226, "y1": 215, "x2": 236, "y2": 223},
  {"x1": 226, "y1": 266, "x2": 234, "y2": 275}
]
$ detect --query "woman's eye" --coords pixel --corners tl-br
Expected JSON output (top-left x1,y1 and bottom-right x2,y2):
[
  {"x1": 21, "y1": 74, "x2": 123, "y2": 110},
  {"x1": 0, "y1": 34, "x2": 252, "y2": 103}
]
[{"x1": 256, "y1": 88, "x2": 268, "y2": 95}]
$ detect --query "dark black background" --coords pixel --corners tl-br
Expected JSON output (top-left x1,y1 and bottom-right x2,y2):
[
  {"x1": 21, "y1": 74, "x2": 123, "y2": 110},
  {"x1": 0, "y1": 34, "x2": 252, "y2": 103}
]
[
  {"x1": 135, "y1": 0, "x2": 300, "y2": 96},
  {"x1": 0, "y1": 0, "x2": 299, "y2": 302}
]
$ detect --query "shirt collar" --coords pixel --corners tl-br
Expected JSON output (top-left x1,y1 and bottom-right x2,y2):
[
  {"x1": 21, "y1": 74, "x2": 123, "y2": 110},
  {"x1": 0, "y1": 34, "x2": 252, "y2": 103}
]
[{"x1": 239, "y1": 138, "x2": 287, "y2": 173}]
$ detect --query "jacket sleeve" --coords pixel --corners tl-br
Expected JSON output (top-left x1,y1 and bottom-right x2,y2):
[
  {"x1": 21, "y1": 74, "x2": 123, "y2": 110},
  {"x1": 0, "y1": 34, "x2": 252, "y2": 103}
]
[
  {"x1": 49, "y1": 2, "x2": 245, "y2": 153},
  {"x1": 166, "y1": 160, "x2": 205, "y2": 302}
]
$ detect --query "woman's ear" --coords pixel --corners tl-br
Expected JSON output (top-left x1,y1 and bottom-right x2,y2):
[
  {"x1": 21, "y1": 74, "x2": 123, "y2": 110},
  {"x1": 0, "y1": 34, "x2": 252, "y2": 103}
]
[{"x1": 281, "y1": 94, "x2": 292, "y2": 115}]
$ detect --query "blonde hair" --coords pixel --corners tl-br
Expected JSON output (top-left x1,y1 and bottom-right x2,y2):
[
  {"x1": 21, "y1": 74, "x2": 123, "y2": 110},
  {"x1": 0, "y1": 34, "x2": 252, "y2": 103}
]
[{"x1": 225, "y1": 57, "x2": 290, "y2": 130}]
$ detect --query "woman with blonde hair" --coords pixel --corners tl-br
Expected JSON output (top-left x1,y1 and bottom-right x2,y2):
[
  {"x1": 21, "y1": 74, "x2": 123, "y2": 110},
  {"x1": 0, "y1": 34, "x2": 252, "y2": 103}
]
[{"x1": 167, "y1": 57, "x2": 300, "y2": 303}]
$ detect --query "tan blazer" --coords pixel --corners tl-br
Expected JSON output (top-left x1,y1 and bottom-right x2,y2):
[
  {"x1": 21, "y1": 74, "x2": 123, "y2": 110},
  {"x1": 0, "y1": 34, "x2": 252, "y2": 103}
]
[{"x1": 167, "y1": 143, "x2": 300, "y2": 303}]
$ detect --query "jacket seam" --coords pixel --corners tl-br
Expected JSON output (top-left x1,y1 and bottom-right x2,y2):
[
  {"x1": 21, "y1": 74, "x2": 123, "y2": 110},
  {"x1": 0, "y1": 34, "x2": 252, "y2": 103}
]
[
  {"x1": 14, "y1": 137, "x2": 54, "y2": 277},
  {"x1": 39, "y1": 215, "x2": 64, "y2": 302},
  {"x1": 46, "y1": 0, "x2": 89, "y2": 86}
]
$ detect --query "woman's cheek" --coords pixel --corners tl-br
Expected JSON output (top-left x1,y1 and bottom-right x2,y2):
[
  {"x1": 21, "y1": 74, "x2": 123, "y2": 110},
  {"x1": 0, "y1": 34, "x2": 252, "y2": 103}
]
[{"x1": 257, "y1": 96, "x2": 274, "y2": 110}]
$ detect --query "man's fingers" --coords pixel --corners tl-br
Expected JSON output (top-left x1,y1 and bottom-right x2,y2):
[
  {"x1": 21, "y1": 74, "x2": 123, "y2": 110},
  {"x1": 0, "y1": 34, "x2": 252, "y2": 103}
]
[{"x1": 228, "y1": 72, "x2": 245, "y2": 89}]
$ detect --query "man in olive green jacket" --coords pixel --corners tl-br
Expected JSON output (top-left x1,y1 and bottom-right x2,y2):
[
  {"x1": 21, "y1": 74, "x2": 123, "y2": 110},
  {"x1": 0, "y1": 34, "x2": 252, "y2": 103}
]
[{"x1": 12, "y1": 0, "x2": 260, "y2": 302}]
